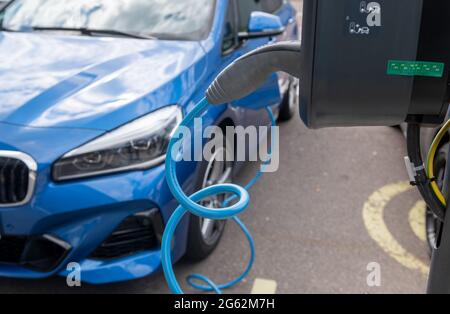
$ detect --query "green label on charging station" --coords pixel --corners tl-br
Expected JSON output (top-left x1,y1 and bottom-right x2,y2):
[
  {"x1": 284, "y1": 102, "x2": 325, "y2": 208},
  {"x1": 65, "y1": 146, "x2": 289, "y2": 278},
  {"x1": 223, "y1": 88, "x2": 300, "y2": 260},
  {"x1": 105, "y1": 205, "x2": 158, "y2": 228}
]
[{"x1": 387, "y1": 60, "x2": 445, "y2": 78}]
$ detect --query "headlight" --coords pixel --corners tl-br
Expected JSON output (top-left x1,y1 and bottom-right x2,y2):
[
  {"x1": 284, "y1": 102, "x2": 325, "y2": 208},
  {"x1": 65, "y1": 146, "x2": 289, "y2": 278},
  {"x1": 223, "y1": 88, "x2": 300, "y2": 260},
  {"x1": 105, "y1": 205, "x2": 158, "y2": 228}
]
[{"x1": 53, "y1": 105, "x2": 182, "y2": 181}]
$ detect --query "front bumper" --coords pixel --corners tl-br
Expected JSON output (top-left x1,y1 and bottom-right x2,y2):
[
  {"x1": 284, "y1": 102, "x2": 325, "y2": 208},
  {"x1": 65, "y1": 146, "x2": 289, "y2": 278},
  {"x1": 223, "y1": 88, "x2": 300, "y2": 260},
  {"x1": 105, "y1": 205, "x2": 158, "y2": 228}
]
[{"x1": 0, "y1": 160, "x2": 197, "y2": 284}]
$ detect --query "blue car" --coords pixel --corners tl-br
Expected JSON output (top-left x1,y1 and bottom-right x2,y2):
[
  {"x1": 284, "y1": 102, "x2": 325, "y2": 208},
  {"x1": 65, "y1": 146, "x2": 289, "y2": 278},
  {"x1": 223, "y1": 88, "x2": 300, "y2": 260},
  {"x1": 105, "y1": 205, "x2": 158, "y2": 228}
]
[{"x1": 0, "y1": 0, "x2": 298, "y2": 284}]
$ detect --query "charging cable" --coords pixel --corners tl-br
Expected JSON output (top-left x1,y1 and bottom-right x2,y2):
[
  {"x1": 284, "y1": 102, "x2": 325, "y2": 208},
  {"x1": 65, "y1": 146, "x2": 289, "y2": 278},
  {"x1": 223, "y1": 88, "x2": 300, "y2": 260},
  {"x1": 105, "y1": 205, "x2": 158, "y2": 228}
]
[
  {"x1": 161, "y1": 97, "x2": 277, "y2": 294},
  {"x1": 161, "y1": 41, "x2": 300, "y2": 294},
  {"x1": 427, "y1": 119, "x2": 450, "y2": 207},
  {"x1": 406, "y1": 123, "x2": 447, "y2": 223}
]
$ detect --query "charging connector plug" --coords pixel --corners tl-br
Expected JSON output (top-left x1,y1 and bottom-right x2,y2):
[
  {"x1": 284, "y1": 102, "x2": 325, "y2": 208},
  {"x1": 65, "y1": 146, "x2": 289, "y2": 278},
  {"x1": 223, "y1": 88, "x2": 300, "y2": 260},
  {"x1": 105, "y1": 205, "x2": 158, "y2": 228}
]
[{"x1": 206, "y1": 41, "x2": 301, "y2": 106}]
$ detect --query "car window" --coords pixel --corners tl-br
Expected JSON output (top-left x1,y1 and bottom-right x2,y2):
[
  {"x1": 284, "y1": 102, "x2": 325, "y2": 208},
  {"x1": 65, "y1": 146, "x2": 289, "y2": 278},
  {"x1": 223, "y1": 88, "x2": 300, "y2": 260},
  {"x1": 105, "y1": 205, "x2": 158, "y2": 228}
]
[
  {"x1": 0, "y1": 0, "x2": 216, "y2": 40},
  {"x1": 237, "y1": 0, "x2": 284, "y2": 32},
  {"x1": 222, "y1": 0, "x2": 238, "y2": 54}
]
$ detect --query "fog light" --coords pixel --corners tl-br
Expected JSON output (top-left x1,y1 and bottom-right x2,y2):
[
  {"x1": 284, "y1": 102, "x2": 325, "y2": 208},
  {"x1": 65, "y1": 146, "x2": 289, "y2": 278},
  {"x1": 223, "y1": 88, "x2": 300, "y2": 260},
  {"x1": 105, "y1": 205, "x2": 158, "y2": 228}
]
[{"x1": 90, "y1": 209, "x2": 164, "y2": 260}]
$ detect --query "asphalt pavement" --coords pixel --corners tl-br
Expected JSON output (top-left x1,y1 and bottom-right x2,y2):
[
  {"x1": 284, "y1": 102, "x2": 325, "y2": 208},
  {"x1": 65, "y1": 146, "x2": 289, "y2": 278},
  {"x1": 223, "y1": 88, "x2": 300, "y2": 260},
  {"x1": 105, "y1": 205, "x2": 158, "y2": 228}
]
[{"x1": 0, "y1": 0, "x2": 429, "y2": 294}]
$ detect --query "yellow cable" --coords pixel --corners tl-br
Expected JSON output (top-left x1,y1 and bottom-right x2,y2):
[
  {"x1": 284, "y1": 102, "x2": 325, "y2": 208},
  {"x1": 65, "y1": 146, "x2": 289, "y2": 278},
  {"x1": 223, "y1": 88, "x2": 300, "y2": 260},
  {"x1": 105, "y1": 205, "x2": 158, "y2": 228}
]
[{"x1": 426, "y1": 119, "x2": 450, "y2": 206}]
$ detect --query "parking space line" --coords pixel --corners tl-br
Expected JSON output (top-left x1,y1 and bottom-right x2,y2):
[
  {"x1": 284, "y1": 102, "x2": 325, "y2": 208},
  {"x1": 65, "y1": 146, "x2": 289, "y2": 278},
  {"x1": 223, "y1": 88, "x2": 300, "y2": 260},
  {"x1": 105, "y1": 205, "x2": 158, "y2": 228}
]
[
  {"x1": 362, "y1": 182, "x2": 429, "y2": 276},
  {"x1": 251, "y1": 278, "x2": 277, "y2": 294},
  {"x1": 408, "y1": 200, "x2": 426, "y2": 242}
]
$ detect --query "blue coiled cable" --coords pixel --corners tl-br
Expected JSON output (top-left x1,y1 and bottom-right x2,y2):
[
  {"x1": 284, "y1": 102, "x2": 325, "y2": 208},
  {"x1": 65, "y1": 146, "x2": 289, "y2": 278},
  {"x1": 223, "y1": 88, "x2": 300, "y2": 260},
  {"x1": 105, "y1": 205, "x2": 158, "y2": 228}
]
[{"x1": 161, "y1": 97, "x2": 277, "y2": 294}]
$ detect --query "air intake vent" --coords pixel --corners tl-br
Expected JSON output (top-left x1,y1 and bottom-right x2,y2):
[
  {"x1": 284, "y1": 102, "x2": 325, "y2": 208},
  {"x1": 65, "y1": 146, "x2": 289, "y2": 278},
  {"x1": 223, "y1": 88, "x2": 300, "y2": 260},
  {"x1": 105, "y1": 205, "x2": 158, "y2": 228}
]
[{"x1": 0, "y1": 235, "x2": 71, "y2": 272}]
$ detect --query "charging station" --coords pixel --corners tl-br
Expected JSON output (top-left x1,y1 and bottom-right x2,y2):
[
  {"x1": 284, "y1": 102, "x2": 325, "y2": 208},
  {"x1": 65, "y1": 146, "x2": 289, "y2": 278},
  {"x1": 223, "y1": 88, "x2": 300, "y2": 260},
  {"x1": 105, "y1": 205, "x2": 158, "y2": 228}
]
[
  {"x1": 300, "y1": 0, "x2": 450, "y2": 128},
  {"x1": 299, "y1": 0, "x2": 450, "y2": 294},
  {"x1": 173, "y1": 0, "x2": 450, "y2": 294}
]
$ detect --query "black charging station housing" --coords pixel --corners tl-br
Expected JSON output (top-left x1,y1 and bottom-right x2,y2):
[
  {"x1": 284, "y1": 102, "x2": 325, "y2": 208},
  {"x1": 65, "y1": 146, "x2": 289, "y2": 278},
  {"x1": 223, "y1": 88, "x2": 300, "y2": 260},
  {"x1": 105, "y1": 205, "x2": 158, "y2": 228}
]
[{"x1": 300, "y1": 0, "x2": 450, "y2": 128}]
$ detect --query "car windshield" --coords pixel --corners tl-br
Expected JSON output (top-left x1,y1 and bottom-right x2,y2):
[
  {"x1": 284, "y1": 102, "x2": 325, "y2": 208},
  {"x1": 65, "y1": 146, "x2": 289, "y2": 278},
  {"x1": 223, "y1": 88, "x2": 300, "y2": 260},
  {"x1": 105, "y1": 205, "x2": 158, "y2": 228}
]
[{"x1": 0, "y1": 0, "x2": 216, "y2": 40}]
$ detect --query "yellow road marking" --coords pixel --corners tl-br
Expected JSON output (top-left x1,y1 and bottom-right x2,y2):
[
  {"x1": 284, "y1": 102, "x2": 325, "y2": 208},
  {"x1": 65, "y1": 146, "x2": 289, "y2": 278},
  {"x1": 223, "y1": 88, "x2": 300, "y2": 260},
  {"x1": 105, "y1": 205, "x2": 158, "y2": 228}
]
[
  {"x1": 408, "y1": 200, "x2": 427, "y2": 242},
  {"x1": 251, "y1": 278, "x2": 277, "y2": 294},
  {"x1": 362, "y1": 181, "x2": 429, "y2": 276}
]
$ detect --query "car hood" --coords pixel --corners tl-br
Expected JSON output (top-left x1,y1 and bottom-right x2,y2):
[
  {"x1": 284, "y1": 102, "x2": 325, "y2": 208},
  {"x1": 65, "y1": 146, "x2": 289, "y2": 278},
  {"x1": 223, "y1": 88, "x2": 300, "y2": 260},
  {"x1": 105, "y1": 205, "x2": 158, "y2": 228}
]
[{"x1": 0, "y1": 32, "x2": 206, "y2": 130}]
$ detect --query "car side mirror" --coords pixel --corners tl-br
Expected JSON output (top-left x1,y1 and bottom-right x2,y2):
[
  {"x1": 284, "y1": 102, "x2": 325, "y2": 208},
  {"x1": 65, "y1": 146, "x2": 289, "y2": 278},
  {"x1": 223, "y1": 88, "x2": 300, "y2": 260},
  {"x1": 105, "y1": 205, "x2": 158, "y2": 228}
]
[{"x1": 238, "y1": 11, "x2": 285, "y2": 40}]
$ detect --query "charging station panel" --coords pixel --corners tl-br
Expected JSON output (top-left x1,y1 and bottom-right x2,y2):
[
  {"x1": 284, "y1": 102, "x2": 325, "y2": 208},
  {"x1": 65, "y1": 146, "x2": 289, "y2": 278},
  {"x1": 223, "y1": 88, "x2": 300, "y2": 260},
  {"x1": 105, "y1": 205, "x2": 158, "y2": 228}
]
[{"x1": 300, "y1": 0, "x2": 450, "y2": 128}]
